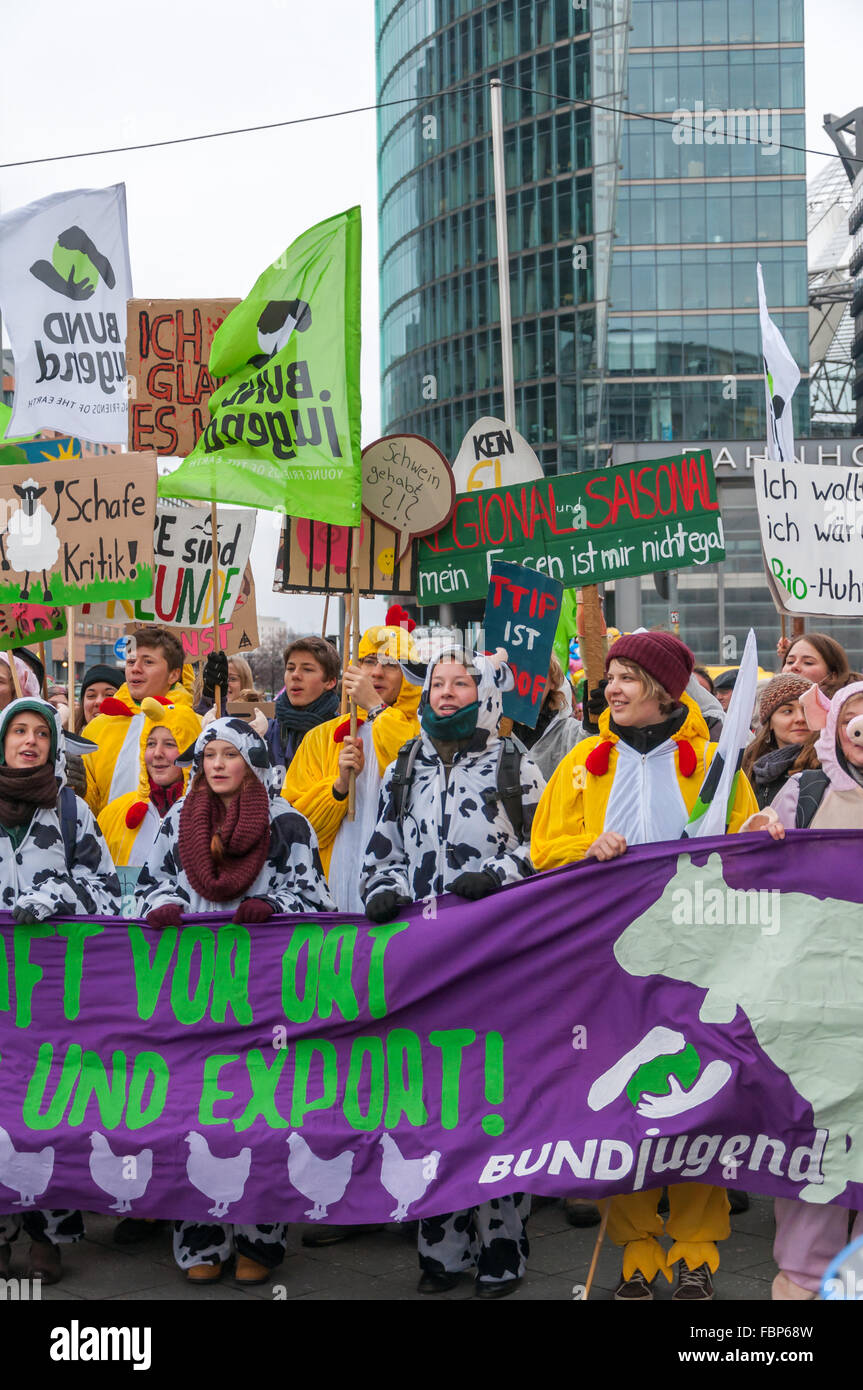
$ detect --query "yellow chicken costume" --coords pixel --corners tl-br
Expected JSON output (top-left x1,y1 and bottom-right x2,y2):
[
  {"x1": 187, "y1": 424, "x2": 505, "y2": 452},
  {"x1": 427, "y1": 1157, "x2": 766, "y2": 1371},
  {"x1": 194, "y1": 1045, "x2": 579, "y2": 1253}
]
[
  {"x1": 97, "y1": 696, "x2": 203, "y2": 866},
  {"x1": 82, "y1": 666, "x2": 198, "y2": 817},
  {"x1": 532, "y1": 683, "x2": 757, "y2": 1290},
  {"x1": 282, "y1": 618, "x2": 421, "y2": 904}
]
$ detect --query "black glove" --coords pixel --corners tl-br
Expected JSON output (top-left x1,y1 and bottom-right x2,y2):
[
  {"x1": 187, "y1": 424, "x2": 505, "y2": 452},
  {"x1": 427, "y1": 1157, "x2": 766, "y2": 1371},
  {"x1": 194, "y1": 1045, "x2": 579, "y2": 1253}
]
[
  {"x1": 365, "y1": 890, "x2": 412, "y2": 923},
  {"x1": 202, "y1": 651, "x2": 229, "y2": 705},
  {"x1": 449, "y1": 870, "x2": 499, "y2": 900},
  {"x1": 13, "y1": 903, "x2": 46, "y2": 924},
  {"x1": 581, "y1": 679, "x2": 609, "y2": 736}
]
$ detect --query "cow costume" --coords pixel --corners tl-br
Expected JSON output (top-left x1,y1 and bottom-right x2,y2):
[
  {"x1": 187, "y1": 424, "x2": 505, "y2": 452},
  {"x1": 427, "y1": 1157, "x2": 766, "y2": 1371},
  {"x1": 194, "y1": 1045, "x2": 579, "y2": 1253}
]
[
  {"x1": 360, "y1": 648, "x2": 545, "y2": 910},
  {"x1": 0, "y1": 697, "x2": 121, "y2": 1282},
  {"x1": 361, "y1": 649, "x2": 544, "y2": 1297},
  {"x1": 135, "y1": 716, "x2": 334, "y2": 1281},
  {"x1": 136, "y1": 717, "x2": 335, "y2": 919}
]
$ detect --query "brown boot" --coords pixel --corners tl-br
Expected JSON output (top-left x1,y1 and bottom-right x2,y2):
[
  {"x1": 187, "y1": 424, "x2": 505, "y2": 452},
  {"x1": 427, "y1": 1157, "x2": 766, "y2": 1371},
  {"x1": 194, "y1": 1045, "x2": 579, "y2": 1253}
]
[
  {"x1": 186, "y1": 1261, "x2": 223, "y2": 1284},
  {"x1": 28, "y1": 1240, "x2": 61, "y2": 1285},
  {"x1": 235, "y1": 1255, "x2": 272, "y2": 1285}
]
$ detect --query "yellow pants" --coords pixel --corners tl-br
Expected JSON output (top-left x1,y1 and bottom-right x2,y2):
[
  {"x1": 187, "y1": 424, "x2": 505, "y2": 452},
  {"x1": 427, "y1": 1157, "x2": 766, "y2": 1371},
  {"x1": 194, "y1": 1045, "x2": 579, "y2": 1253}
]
[{"x1": 606, "y1": 1184, "x2": 730, "y2": 1282}]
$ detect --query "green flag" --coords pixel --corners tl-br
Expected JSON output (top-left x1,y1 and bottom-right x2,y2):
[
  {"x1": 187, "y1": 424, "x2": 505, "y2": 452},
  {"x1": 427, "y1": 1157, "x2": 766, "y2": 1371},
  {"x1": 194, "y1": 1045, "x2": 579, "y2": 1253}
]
[
  {"x1": 0, "y1": 403, "x2": 30, "y2": 446},
  {"x1": 160, "y1": 207, "x2": 362, "y2": 526}
]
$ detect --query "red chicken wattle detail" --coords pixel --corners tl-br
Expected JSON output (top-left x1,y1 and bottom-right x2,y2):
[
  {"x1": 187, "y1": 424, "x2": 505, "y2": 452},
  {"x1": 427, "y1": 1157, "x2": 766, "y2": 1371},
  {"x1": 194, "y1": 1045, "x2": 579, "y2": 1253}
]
[
  {"x1": 676, "y1": 739, "x2": 698, "y2": 778},
  {"x1": 99, "y1": 697, "x2": 134, "y2": 717},
  {"x1": 585, "y1": 739, "x2": 614, "y2": 776},
  {"x1": 125, "y1": 802, "x2": 148, "y2": 829},
  {"x1": 333, "y1": 715, "x2": 367, "y2": 744}
]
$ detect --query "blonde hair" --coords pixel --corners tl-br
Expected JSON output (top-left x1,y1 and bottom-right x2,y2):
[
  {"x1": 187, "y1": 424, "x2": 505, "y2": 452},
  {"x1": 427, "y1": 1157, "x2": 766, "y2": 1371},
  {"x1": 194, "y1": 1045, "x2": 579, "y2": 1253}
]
[
  {"x1": 229, "y1": 657, "x2": 254, "y2": 691},
  {"x1": 544, "y1": 653, "x2": 569, "y2": 713},
  {"x1": 612, "y1": 658, "x2": 676, "y2": 714}
]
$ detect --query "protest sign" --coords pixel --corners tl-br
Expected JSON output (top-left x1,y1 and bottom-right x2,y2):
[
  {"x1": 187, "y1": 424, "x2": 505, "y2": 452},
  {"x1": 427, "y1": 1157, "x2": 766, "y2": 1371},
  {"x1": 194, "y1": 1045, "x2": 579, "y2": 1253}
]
[
  {"x1": 84, "y1": 563, "x2": 259, "y2": 661},
  {"x1": 0, "y1": 449, "x2": 156, "y2": 605},
  {"x1": 754, "y1": 459, "x2": 863, "y2": 616},
  {"x1": 127, "y1": 299, "x2": 239, "y2": 455},
  {"x1": 452, "y1": 415, "x2": 544, "y2": 493},
  {"x1": 275, "y1": 513, "x2": 416, "y2": 596},
  {"x1": 0, "y1": 184, "x2": 133, "y2": 444},
  {"x1": 18, "y1": 436, "x2": 82, "y2": 464},
  {"x1": 0, "y1": 832, "x2": 860, "y2": 1222},
  {"x1": 0, "y1": 602, "x2": 66, "y2": 652},
  {"x1": 82, "y1": 501, "x2": 254, "y2": 626},
  {"x1": 483, "y1": 560, "x2": 563, "y2": 727},
  {"x1": 161, "y1": 208, "x2": 362, "y2": 527},
  {"x1": 418, "y1": 451, "x2": 724, "y2": 605},
  {"x1": 361, "y1": 435, "x2": 454, "y2": 560}
]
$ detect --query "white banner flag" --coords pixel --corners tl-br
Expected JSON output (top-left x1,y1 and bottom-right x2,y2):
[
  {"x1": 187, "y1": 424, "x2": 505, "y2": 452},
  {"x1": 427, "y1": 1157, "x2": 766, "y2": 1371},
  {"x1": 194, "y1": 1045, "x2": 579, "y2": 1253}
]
[
  {"x1": 756, "y1": 261, "x2": 800, "y2": 466},
  {"x1": 0, "y1": 184, "x2": 133, "y2": 444}
]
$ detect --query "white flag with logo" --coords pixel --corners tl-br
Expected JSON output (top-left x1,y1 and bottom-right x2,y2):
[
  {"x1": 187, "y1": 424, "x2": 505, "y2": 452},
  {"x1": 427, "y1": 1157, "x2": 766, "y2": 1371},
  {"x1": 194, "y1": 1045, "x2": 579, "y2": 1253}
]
[
  {"x1": 0, "y1": 184, "x2": 133, "y2": 444},
  {"x1": 756, "y1": 261, "x2": 800, "y2": 465}
]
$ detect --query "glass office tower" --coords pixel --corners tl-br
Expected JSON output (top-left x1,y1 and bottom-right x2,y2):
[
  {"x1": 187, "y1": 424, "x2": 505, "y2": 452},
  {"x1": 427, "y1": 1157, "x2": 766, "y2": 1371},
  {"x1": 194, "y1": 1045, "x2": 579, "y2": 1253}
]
[
  {"x1": 377, "y1": 0, "x2": 809, "y2": 470},
  {"x1": 377, "y1": 0, "x2": 630, "y2": 472}
]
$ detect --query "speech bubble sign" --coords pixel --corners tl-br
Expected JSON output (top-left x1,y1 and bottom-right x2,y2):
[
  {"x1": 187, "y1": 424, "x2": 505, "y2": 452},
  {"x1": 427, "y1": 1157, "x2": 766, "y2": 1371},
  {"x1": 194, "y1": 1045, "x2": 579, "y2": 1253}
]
[{"x1": 361, "y1": 434, "x2": 455, "y2": 561}]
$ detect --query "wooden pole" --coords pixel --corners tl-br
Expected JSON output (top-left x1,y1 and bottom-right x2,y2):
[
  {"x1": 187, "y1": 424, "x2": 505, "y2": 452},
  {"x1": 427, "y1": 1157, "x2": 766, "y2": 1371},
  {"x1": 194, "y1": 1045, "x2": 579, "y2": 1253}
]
[
  {"x1": 780, "y1": 615, "x2": 787, "y2": 642},
  {"x1": 579, "y1": 586, "x2": 606, "y2": 705},
  {"x1": 66, "y1": 607, "x2": 75, "y2": 718},
  {"x1": 340, "y1": 609, "x2": 351, "y2": 716},
  {"x1": 8, "y1": 653, "x2": 21, "y2": 699},
  {"x1": 210, "y1": 501, "x2": 222, "y2": 717},
  {"x1": 38, "y1": 642, "x2": 48, "y2": 699},
  {"x1": 321, "y1": 594, "x2": 330, "y2": 641},
  {"x1": 582, "y1": 1201, "x2": 609, "y2": 1301},
  {"x1": 347, "y1": 526, "x2": 361, "y2": 822}
]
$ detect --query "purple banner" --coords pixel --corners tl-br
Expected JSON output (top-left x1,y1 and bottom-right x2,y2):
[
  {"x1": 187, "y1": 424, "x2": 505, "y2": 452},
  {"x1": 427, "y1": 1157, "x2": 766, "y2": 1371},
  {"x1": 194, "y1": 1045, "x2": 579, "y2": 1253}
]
[{"x1": 0, "y1": 831, "x2": 860, "y2": 1224}]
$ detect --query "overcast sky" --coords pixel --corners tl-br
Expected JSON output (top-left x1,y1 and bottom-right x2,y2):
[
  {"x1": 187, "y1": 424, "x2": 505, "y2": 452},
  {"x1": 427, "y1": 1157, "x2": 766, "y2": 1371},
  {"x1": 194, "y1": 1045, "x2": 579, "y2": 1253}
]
[{"x1": 1, "y1": 0, "x2": 860, "y2": 632}]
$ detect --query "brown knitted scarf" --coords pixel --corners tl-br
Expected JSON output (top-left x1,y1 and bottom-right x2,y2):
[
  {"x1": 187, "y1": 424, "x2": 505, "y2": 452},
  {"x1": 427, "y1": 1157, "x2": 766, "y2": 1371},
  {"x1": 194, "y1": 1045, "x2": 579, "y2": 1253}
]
[
  {"x1": 178, "y1": 774, "x2": 270, "y2": 902},
  {"x1": 0, "y1": 763, "x2": 58, "y2": 827}
]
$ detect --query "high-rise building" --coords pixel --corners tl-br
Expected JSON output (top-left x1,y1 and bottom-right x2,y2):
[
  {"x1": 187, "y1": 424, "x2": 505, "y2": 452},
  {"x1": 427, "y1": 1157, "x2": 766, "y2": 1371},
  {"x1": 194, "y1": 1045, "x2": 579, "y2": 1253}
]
[
  {"x1": 377, "y1": 0, "x2": 809, "y2": 472},
  {"x1": 377, "y1": 0, "x2": 630, "y2": 472}
]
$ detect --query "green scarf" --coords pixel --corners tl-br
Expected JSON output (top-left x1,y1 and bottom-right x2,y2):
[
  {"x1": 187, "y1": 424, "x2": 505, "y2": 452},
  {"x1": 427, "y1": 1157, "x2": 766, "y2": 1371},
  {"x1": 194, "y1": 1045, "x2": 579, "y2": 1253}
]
[{"x1": 421, "y1": 700, "x2": 480, "y2": 742}]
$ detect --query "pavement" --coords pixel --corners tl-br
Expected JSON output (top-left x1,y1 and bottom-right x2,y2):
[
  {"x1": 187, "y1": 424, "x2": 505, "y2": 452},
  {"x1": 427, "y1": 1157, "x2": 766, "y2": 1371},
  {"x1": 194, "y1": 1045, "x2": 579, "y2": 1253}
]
[{"x1": 10, "y1": 1194, "x2": 778, "y2": 1302}]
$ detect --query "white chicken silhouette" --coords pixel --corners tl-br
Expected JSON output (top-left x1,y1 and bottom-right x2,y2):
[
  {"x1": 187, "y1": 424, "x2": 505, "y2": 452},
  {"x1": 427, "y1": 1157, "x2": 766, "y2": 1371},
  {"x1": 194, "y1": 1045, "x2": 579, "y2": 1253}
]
[
  {"x1": 286, "y1": 1132, "x2": 354, "y2": 1220},
  {"x1": 88, "y1": 1132, "x2": 153, "y2": 1212},
  {"x1": 379, "y1": 1133, "x2": 441, "y2": 1220},
  {"x1": 185, "y1": 1131, "x2": 251, "y2": 1217},
  {"x1": 0, "y1": 1124, "x2": 54, "y2": 1205}
]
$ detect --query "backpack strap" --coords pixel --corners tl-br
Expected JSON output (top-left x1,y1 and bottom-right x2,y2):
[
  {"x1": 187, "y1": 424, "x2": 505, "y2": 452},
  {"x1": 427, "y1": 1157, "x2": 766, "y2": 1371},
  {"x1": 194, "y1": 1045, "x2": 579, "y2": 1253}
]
[
  {"x1": 59, "y1": 785, "x2": 78, "y2": 871},
  {"x1": 794, "y1": 769, "x2": 831, "y2": 829},
  {"x1": 389, "y1": 737, "x2": 423, "y2": 828},
  {"x1": 490, "y1": 736, "x2": 527, "y2": 841}
]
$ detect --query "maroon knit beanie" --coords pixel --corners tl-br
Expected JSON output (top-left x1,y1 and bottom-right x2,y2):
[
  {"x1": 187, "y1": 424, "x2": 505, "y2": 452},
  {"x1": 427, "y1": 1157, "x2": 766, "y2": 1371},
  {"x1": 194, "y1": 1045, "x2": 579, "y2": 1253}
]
[
  {"x1": 757, "y1": 674, "x2": 812, "y2": 727},
  {"x1": 606, "y1": 631, "x2": 695, "y2": 701}
]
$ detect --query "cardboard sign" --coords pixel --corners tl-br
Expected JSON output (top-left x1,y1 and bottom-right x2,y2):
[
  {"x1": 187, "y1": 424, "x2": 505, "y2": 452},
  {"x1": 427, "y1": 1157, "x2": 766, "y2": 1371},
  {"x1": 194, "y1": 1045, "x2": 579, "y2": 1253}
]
[
  {"x1": 127, "y1": 299, "x2": 239, "y2": 456},
  {"x1": 361, "y1": 435, "x2": 454, "y2": 560},
  {"x1": 418, "y1": 451, "x2": 725, "y2": 606},
  {"x1": 87, "y1": 564, "x2": 259, "y2": 661},
  {"x1": 754, "y1": 459, "x2": 863, "y2": 616},
  {"x1": 0, "y1": 447, "x2": 156, "y2": 605},
  {"x1": 82, "y1": 501, "x2": 255, "y2": 631},
  {"x1": 0, "y1": 602, "x2": 66, "y2": 652},
  {"x1": 227, "y1": 700, "x2": 275, "y2": 721},
  {"x1": 483, "y1": 561, "x2": 563, "y2": 728},
  {"x1": 275, "y1": 513, "x2": 416, "y2": 596},
  {"x1": 18, "y1": 436, "x2": 82, "y2": 464},
  {"x1": 451, "y1": 415, "x2": 545, "y2": 493}
]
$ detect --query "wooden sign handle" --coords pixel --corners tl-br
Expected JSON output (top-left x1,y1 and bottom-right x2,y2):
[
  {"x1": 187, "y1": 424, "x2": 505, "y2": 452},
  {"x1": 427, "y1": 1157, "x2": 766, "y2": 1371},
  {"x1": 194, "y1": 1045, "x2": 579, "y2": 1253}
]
[
  {"x1": 347, "y1": 527, "x2": 361, "y2": 822},
  {"x1": 211, "y1": 501, "x2": 221, "y2": 718},
  {"x1": 579, "y1": 585, "x2": 606, "y2": 702}
]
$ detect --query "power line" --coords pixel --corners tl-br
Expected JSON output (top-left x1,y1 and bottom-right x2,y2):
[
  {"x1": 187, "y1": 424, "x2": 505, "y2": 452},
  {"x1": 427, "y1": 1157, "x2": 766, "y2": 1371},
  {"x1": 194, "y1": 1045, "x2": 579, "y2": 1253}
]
[{"x1": 0, "y1": 78, "x2": 855, "y2": 171}]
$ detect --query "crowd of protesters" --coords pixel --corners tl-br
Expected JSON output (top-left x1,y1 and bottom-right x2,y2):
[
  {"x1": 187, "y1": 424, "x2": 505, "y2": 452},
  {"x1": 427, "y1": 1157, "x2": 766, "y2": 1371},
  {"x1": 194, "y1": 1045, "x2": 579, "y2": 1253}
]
[{"x1": 0, "y1": 613, "x2": 858, "y2": 1301}]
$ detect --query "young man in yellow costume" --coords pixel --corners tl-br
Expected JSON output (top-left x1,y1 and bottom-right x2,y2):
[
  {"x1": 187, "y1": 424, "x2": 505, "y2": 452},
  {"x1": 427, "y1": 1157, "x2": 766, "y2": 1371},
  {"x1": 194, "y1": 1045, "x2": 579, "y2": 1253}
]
[
  {"x1": 531, "y1": 630, "x2": 757, "y2": 1302},
  {"x1": 281, "y1": 610, "x2": 421, "y2": 913}
]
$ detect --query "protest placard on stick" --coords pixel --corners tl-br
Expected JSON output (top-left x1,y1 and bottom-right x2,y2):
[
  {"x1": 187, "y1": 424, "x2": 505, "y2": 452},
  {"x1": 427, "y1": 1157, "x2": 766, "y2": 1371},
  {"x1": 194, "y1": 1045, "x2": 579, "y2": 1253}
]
[
  {"x1": 754, "y1": 458, "x2": 863, "y2": 616},
  {"x1": 483, "y1": 560, "x2": 563, "y2": 729}
]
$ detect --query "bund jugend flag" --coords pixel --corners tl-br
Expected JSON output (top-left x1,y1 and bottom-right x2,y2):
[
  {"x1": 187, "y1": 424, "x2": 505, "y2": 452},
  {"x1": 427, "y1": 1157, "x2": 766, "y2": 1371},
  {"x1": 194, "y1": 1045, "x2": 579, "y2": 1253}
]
[
  {"x1": 0, "y1": 184, "x2": 133, "y2": 445},
  {"x1": 162, "y1": 207, "x2": 362, "y2": 528}
]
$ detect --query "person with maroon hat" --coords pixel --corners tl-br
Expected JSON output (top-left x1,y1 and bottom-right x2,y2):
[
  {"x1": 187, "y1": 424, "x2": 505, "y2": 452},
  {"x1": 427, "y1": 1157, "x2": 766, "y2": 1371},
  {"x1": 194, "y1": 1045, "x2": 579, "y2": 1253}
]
[{"x1": 532, "y1": 629, "x2": 757, "y2": 1303}]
